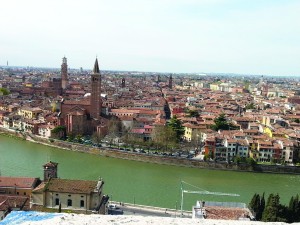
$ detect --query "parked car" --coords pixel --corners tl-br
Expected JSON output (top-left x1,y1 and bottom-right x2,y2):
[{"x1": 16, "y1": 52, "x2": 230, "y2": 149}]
[
  {"x1": 108, "y1": 204, "x2": 119, "y2": 210},
  {"x1": 108, "y1": 204, "x2": 123, "y2": 215},
  {"x1": 187, "y1": 154, "x2": 194, "y2": 159}
]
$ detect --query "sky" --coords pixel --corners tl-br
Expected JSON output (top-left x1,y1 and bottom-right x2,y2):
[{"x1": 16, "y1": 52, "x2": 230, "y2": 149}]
[{"x1": 0, "y1": 0, "x2": 299, "y2": 76}]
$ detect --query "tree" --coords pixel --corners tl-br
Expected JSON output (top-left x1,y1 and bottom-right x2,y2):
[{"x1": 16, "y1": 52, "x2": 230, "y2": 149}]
[
  {"x1": 245, "y1": 103, "x2": 256, "y2": 110},
  {"x1": 211, "y1": 113, "x2": 239, "y2": 131},
  {"x1": 107, "y1": 117, "x2": 122, "y2": 146},
  {"x1": 190, "y1": 130, "x2": 204, "y2": 151},
  {"x1": 151, "y1": 125, "x2": 177, "y2": 152},
  {"x1": 58, "y1": 203, "x2": 62, "y2": 213},
  {"x1": 249, "y1": 193, "x2": 261, "y2": 219},
  {"x1": 75, "y1": 134, "x2": 83, "y2": 144},
  {"x1": 92, "y1": 131, "x2": 104, "y2": 146},
  {"x1": 0, "y1": 87, "x2": 10, "y2": 95},
  {"x1": 246, "y1": 157, "x2": 257, "y2": 166},
  {"x1": 67, "y1": 133, "x2": 75, "y2": 142},
  {"x1": 262, "y1": 194, "x2": 286, "y2": 222},
  {"x1": 257, "y1": 193, "x2": 265, "y2": 220},
  {"x1": 294, "y1": 118, "x2": 300, "y2": 124},
  {"x1": 52, "y1": 126, "x2": 66, "y2": 139},
  {"x1": 288, "y1": 194, "x2": 300, "y2": 222},
  {"x1": 167, "y1": 116, "x2": 184, "y2": 142},
  {"x1": 187, "y1": 109, "x2": 199, "y2": 118}
]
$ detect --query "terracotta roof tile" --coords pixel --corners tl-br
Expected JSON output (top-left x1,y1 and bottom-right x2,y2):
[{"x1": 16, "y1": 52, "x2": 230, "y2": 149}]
[
  {"x1": 45, "y1": 178, "x2": 99, "y2": 194},
  {"x1": 0, "y1": 177, "x2": 38, "y2": 189}
]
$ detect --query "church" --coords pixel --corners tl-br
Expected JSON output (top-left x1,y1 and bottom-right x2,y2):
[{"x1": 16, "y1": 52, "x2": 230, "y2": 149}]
[
  {"x1": 31, "y1": 161, "x2": 108, "y2": 214},
  {"x1": 59, "y1": 58, "x2": 108, "y2": 136}
]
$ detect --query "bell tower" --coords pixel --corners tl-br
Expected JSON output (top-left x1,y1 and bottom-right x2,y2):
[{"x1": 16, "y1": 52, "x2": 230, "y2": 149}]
[
  {"x1": 90, "y1": 58, "x2": 101, "y2": 120},
  {"x1": 61, "y1": 56, "x2": 68, "y2": 90},
  {"x1": 169, "y1": 74, "x2": 173, "y2": 89},
  {"x1": 43, "y1": 161, "x2": 58, "y2": 181},
  {"x1": 121, "y1": 78, "x2": 125, "y2": 88}
]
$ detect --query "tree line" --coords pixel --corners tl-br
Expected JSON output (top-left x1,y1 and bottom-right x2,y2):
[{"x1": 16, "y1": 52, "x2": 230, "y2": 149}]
[{"x1": 249, "y1": 193, "x2": 300, "y2": 223}]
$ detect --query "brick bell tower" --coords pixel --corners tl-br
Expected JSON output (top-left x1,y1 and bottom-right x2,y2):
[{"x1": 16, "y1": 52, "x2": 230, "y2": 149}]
[
  {"x1": 169, "y1": 74, "x2": 173, "y2": 89},
  {"x1": 61, "y1": 56, "x2": 68, "y2": 90},
  {"x1": 90, "y1": 58, "x2": 101, "y2": 120},
  {"x1": 43, "y1": 161, "x2": 58, "y2": 181}
]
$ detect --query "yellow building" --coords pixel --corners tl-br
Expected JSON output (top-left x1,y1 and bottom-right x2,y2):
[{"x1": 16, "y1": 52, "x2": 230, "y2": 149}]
[
  {"x1": 209, "y1": 83, "x2": 219, "y2": 91},
  {"x1": 18, "y1": 107, "x2": 42, "y2": 119},
  {"x1": 263, "y1": 126, "x2": 273, "y2": 138},
  {"x1": 261, "y1": 116, "x2": 273, "y2": 138},
  {"x1": 183, "y1": 123, "x2": 206, "y2": 142},
  {"x1": 248, "y1": 140, "x2": 259, "y2": 159}
]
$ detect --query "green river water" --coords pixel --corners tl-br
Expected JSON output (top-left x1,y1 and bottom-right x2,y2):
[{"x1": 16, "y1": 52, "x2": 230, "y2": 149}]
[{"x1": 0, "y1": 135, "x2": 299, "y2": 210}]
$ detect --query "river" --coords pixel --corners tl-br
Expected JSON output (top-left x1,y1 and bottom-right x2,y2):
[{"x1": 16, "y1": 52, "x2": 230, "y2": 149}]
[{"x1": 0, "y1": 135, "x2": 299, "y2": 210}]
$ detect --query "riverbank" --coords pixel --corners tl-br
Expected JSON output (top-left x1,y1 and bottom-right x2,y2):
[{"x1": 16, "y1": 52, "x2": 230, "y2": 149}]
[{"x1": 1, "y1": 127, "x2": 300, "y2": 174}]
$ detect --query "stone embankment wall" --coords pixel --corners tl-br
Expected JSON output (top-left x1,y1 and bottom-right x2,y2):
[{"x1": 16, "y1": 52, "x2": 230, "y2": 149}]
[{"x1": 1, "y1": 128, "x2": 300, "y2": 174}]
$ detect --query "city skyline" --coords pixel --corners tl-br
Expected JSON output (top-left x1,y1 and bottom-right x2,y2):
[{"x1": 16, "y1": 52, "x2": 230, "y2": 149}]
[{"x1": 1, "y1": 0, "x2": 300, "y2": 76}]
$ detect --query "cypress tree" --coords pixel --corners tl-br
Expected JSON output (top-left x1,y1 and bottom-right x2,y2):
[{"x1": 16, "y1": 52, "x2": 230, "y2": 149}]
[
  {"x1": 262, "y1": 194, "x2": 287, "y2": 222},
  {"x1": 262, "y1": 194, "x2": 276, "y2": 222},
  {"x1": 294, "y1": 194, "x2": 300, "y2": 222},
  {"x1": 249, "y1": 193, "x2": 260, "y2": 220},
  {"x1": 257, "y1": 193, "x2": 265, "y2": 221},
  {"x1": 288, "y1": 196, "x2": 295, "y2": 223},
  {"x1": 58, "y1": 203, "x2": 62, "y2": 213}
]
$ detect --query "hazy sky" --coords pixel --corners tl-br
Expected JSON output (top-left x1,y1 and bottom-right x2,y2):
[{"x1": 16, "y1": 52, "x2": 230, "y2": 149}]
[{"x1": 1, "y1": 0, "x2": 299, "y2": 76}]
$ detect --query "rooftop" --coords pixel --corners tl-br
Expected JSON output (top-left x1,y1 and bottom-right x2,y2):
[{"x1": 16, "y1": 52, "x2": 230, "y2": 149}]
[{"x1": 0, "y1": 177, "x2": 39, "y2": 189}]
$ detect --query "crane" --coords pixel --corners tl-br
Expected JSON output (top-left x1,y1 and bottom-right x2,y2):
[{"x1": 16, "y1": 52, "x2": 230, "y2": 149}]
[{"x1": 180, "y1": 181, "x2": 240, "y2": 215}]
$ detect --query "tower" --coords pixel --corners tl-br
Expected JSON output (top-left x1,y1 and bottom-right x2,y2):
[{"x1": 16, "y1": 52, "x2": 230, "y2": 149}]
[
  {"x1": 90, "y1": 58, "x2": 101, "y2": 120},
  {"x1": 121, "y1": 77, "x2": 125, "y2": 88},
  {"x1": 156, "y1": 75, "x2": 160, "y2": 83},
  {"x1": 61, "y1": 56, "x2": 68, "y2": 90},
  {"x1": 169, "y1": 74, "x2": 173, "y2": 89},
  {"x1": 43, "y1": 161, "x2": 58, "y2": 181}
]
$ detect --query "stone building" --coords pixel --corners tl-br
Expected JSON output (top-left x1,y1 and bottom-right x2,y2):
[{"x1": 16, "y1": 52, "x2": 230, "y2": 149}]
[
  {"x1": 31, "y1": 161, "x2": 108, "y2": 214},
  {"x1": 0, "y1": 177, "x2": 40, "y2": 197}
]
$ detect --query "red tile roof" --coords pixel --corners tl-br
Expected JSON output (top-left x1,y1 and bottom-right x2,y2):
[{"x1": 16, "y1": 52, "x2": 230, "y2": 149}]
[
  {"x1": 44, "y1": 178, "x2": 99, "y2": 194},
  {"x1": 0, "y1": 177, "x2": 38, "y2": 189},
  {"x1": 0, "y1": 195, "x2": 30, "y2": 211}
]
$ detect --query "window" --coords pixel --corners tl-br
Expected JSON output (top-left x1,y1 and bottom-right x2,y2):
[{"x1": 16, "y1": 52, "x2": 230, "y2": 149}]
[
  {"x1": 55, "y1": 198, "x2": 59, "y2": 206},
  {"x1": 67, "y1": 199, "x2": 72, "y2": 207},
  {"x1": 80, "y1": 200, "x2": 85, "y2": 208}
]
